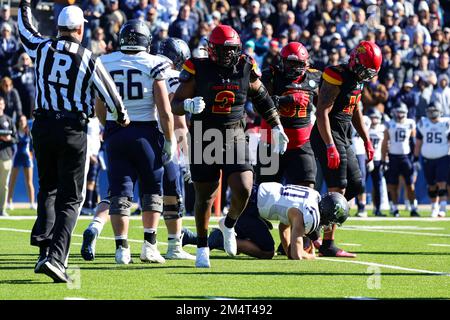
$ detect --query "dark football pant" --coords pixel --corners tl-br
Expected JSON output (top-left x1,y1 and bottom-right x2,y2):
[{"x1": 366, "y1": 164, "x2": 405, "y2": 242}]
[
  {"x1": 369, "y1": 160, "x2": 383, "y2": 212},
  {"x1": 31, "y1": 116, "x2": 88, "y2": 267}
]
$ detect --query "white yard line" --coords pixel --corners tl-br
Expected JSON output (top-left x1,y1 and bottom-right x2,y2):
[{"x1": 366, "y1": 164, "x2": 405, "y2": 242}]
[
  {"x1": 339, "y1": 227, "x2": 450, "y2": 237},
  {"x1": 1, "y1": 227, "x2": 449, "y2": 276},
  {"x1": 318, "y1": 257, "x2": 450, "y2": 276},
  {"x1": 338, "y1": 243, "x2": 362, "y2": 246},
  {"x1": 428, "y1": 244, "x2": 450, "y2": 247}
]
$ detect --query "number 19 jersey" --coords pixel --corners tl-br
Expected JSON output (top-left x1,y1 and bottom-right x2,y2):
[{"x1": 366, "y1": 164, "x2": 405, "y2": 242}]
[
  {"x1": 257, "y1": 182, "x2": 321, "y2": 235},
  {"x1": 386, "y1": 119, "x2": 415, "y2": 155},
  {"x1": 102, "y1": 51, "x2": 171, "y2": 122}
]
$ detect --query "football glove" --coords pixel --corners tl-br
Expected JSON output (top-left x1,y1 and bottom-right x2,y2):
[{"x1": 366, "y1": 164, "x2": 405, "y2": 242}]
[
  {"x1": 271, "y1": 125, "x2": 289, "y2": 154},
  {"x1": 184, "y1": 97, "x2": 205, "y2": 114},
  {"x1": 380, "y1": 161, "x2": 389, "y2": 174},
  {"x1": 364, "y1": 139, "x2": 375, "y2": 162},
  {"x1": 326, "y1": 144, "x2": 340, "y2": 169}
]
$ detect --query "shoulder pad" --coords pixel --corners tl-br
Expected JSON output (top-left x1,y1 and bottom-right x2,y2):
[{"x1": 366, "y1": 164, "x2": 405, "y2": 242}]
[
  {"x1": 182, "y1": 58, "x2": 196, "y2": 75},
  {"x1": 322, "y1": 66, "x2": 343, "y2": 86}
]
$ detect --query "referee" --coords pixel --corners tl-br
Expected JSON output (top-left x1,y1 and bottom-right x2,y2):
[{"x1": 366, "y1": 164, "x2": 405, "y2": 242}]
[{"x1": 18, "y1": 0, "x2": 129, "y2": 283}]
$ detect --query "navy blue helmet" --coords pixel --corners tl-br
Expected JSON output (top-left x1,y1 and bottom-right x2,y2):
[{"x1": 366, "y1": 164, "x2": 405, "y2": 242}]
[
  {"x1": 119, "y1": 20, "x2": 152, "y2": 52},
  {"x1": 158, "y1": 38, "x2": 191, "y2": 71},
  {"x1": 319, "y1": 192, "x2": 350, "y2": 227}
]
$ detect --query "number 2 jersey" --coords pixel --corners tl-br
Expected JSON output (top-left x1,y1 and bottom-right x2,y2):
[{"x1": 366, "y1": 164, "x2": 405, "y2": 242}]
[
  {"x1": 260, "y1": 65, "x2": 322, "y2": 149},
  {"x1": 257, "y1": 182, "x2": 321, "y2": 235},
  {"x1": 101, "y1": 51, "x2": 171, "y2": 122},
  {"x1": 311, "y1": 64, "x2": 365, "y2": 145},
  {"x1": 385, "y1": 118, "x2": 415, "y2": 155},
  {"x1": 417, "y1": 117, "x2": 450, "y2": 159},
  {"x1": 181, "y1": 54, "x2": 260, "y2": 128}
]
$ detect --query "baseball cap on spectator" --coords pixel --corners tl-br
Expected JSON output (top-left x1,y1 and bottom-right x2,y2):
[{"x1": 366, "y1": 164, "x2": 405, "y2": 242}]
[
  {"x1": 418, "y1": 1, "x2": 429, "y2": 12},
  {"x1": 1, "y1": 23, "x2": 11, "y2": 32},
  {"x1": 401, "y1": 34, "x2": 410, "y2": 42},
  {"x1": 438, "y1": 74, "x2": 449, "y2": 84},
  {"x1": 245, "y1": 40, "x2": 255, "y2": 50},
  {"x1": 391, "y1": 26, "x2": 401, "y2": 34},
  {"x1": 212, "y1": 11, "x2": 221, "y2": 20},
  {"x1": 269, "y1": 40, "x2": 279, "y2": 48},
  {"x1": 160, "y1": 22, "x2": 169, "y2": 31},
  {"x1": 329, "y1": 48, "x2": 338, "y2": 55},
  {"x1": 431, "y1": 41, "x2": 440, "y2": 47},
  {"x1": 252, "y1": 22, "x2": 263, "y2": 30},
  {"x1": 1, "y1": 4, "x2": 9, "y2": 10},
  {"x1": 58, "y1": 5, "x2": 87, "y2": 29},
  {"x1": 404, "y1": 80, "x2": 414, "y2": 88},
  {"x1": 250, "y1": 1, "x2": 260, "y2": 8},
  {"x1": 337, "y1": 43, "x2": 346, "y2": 49},
  {"x1": 331, "y1": 33, "x2": 342, "y2": 40},
  {"x1": 394, "y1": 2, "x2": 404, "y2": 12},
  {"x1": 375, "y1": 25, "x2": 386, "y2": 33}
]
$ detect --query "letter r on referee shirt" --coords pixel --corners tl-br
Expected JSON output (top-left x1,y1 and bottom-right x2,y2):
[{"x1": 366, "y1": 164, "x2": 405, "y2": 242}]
[{"x1": 49, "y1": 53, "x2": 71, "y2": 85}]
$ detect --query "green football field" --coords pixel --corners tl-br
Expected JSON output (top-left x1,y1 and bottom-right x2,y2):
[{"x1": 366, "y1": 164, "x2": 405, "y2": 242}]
[{"x1": 1, "y1": 209, "x2": 449, "y2": 300}]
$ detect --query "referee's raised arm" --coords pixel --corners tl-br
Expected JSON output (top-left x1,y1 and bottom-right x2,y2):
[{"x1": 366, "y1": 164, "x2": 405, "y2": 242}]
[{"x1": 18, "y1": 0, "x2": 128, "y2": 283}]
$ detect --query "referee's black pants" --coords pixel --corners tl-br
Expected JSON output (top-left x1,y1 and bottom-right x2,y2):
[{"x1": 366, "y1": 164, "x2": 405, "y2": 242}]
[{"x1": 30, "y1": 116, "x2": 87, "y2": 267}]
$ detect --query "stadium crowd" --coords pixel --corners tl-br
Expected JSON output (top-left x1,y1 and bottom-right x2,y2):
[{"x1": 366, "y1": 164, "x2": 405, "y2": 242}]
[{"x1": 1, "y1": 0, "x2": 450, "y2": 218}]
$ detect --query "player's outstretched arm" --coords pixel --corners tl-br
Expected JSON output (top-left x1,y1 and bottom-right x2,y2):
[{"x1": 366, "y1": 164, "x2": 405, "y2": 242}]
[
  {"x1": 352, "y1": 104, "x2": 374, "y2": 161},
  {"x1": 248, "y1": 79, "x2": 281, "y2": 128},
  {"x1": 288, "y1": 208, "x2": 315, "y2": 260},
  {"x1": 381, "y1": 128, "x2": 390, "y2": 162}
]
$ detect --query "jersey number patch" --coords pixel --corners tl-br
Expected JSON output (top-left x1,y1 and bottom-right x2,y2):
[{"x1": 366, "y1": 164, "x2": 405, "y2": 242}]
[
  {"x1": 426, "y1": 132, "x2": 442, "y2": 143},
  {"x1": 394, "y1": 129, "x2": 406, "y2": 142},
  {"x1": 343, "y1": 93, "x2": 361, "y2": 115},
  {"x1": 110, "y1": 69, "x2": 143, "y2": 100},
  {"x1": 279, "y1": 91, "x2": 309, "y2": 119},
  {"x1": 212, "y1": 91, "x2": 236, "y2": 114}
]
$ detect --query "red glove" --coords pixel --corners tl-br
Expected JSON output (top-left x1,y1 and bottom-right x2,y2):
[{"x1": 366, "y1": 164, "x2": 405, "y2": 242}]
[
  {"x1": 291, "y1": 91, "x2": 310, "y2": 108},
  {"x1": 364, "y1": 139, "x2": 375, "y2": 162},
  {"x1": 326, "y1": 144, "x2": 340, "y2": 169}
]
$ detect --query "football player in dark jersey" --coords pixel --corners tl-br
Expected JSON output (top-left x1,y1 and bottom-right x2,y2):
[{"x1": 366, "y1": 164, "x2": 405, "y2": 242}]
[
  {"x1": 172, "y1": 25, "x2": 289, "y2": 268},
  {"x1": 310, "y1": 41, "x2": 381, "y2": 258},
  {"x1": 257, "y1": 42, "x2": 323, "y2": 252}
]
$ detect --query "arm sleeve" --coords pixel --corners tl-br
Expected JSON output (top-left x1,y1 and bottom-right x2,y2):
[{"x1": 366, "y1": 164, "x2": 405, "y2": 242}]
[
  {"x1": 92, "y1": 58, "x2": 128, "y2": 124},
  {"x1": 18, "y1": 0, "x2": 46, "y2": 59}
]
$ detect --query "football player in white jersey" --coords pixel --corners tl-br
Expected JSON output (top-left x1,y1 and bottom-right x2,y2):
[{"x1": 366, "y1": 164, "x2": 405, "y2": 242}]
[
  {"x1": 89, "y1": 20, "x2": 175, "y2": 264},
  {"x1": 381, "y1": 103, "x2": 420, "y2": 217},
  {"x1": 351, "y1": 114, "x2": 371, "y2": 217},
  {"x1": 367, "y1": 108, "x2": 387, "y2": 216},
  {"x1": 414, "y1": 102, "x2": 450, "y2": 217},
  {"x1": 205, "y1": 183, "x2": 349, "y2": 260},
  {"x1": 80, "y1": 36, "x2": 196, "y2": 262}
]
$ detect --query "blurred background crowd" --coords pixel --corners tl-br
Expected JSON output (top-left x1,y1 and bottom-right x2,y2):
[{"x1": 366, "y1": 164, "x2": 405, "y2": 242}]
[{"x1": 0, "y1": 0, "x2": 449, "y2": 214}]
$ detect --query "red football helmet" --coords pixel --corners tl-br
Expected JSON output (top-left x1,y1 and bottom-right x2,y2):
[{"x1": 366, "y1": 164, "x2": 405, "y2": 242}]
[
  {"x1": 348, "y1": 41, "x2": 382, "y2": 82},
  {"x1": 207, "y1": 25, "x2": 242, "y2": 68},
  {"x1": 280, "y1": 42, "x2": 309, "y2": 79}
]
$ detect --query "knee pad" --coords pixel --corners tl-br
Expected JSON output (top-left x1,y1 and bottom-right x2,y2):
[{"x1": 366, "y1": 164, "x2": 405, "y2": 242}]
[
  {"x1": 163, "y1": 197, "x2": 184, "y2": 220},
  {"x1": 344, "y1": 180, "x2": 365, "y2": 201},
  {"x1": 438, "y1": 189, "x2": 448, "y2": 198},
  {"x1": 141, "y1": 194, "x2": 163, "y2": 213},
  {"x1": 109, "y1": 196, "x2": 132, "y2": 216},
  {"x1": 428, "y1": 188, "x2": 438, "y2": 199}
]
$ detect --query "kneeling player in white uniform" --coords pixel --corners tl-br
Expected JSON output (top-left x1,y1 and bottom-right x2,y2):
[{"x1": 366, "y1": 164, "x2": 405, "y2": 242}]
[
  {"x1": 414, "y1": 103, "x2": 450, "y2": 217},
  {"x1": 206, "y1": 183, "x2": 349, "y2": 260}
]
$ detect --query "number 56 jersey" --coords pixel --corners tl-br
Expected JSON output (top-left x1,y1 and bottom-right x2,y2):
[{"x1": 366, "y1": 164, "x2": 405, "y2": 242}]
[
  {"x1": 257, "y1": 182, "x2": 321, "y2": 235},
  {"x1": 102, "y1": 51, "x2": 171, "y2": 122},
  {"x1": 417, "y1": 117, "x2": 450, "y2": 159},
  {"x1": 385, "y1": 118, "x2": 416, "y2": 155}
]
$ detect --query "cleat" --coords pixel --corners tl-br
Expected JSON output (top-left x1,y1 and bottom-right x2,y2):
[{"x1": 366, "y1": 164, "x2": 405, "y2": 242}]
[
  {"x1": 313, "y1": 239, "x2": 322, "y2": 250},
  {"x1": 81, "y1": 228, "x2": 97, "y2": 261},
  {"x1": 356, "y1": 210, "x2": 368, "y2": 218},
  {"x1": 390, "y1": 209, "x2": 400, "y2": 217},
  {"x1": 115, "y1": 245, "x2": 132, "y2": 264},
  {"x1": 166, "y1": 237, "x2": 195, "y2": 260},
  {"x1": 319, "y1": 248, "x2": 357, "y2": 258},
  {"x1": 7, "y1": 202, "x2": 14, "y2": 210},
  {"x1": 431, "y1": 208, "x2": 440, "y2": 218},
  {"x1": 195, "y1": 247, "x2": 210, "y2": 268},
  {"x1": 140, "y1": 241, "x2": 165, "y2": 264},
  {"x1": 0, "y1": 210, "x2": 9, "y2": 216},
  {"x1": 207, "y1": 228, "x2": 224, "y2": 251},
  {"x1": 373, "y1": 210, "x2": 386, "y2": 217},
  {"x1": 41, "y1": 259, "x2": 72, "y2": 283},
  {"x1": 410, "y1": 210, "x2": 420, "y2": 217},
  {"x1": 218, "y1": 217, "x2": 237, "y2": 256},
  {"x1": 181, "y1": 227, "x2": 198, "y2": 246},
  {"x1": 438, "y1": 211, "x2": 446, "y2": 218},
  {"x1": 34, "y1": 252, "x2": 48, "y2": 274}
]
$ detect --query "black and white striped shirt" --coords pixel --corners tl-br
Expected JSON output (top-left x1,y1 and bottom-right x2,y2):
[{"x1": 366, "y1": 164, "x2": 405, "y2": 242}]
[{"x1": 18, "y1": 1, "x2": 128, "y2": 124}]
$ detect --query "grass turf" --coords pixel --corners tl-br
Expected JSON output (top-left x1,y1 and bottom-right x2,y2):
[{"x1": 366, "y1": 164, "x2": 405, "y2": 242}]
[{"x1": 0, "y1": 209, "x2": 449, "y2": 300}]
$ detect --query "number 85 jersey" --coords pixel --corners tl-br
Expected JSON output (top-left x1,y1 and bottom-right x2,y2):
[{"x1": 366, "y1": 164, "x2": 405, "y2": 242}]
[
  {"x1": 102, "y1": 51, "x2": 171, "y2": 122},
  {"x1": 417, "y1": 117, "x2": 450, "y2": 159},
  {"x1": 257, "y1": 182, "x2": 321, "y2": 235},
  {"x1": 385, "y1": 118, "x2": 415, "y2": 155}
]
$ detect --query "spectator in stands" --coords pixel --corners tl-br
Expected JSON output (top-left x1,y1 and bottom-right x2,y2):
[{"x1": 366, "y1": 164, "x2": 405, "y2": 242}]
[
  {"x1": 0, "y1": 23, "x2": 19, "y2": 77},
  {"x1": 346, "y1": 24, "x2": 364, "y2": 50},
  {"x1": 83, "y1": 0, "x2": 105, "y2": 46},
  {"x1": 268, "y1": 0, "x2": 289, "y2": 36},
  {"x1": 223, "y1": 7, "x2": 243, "y2": 33},
  {"x1": 11, "y1": 53, "x2": 35, "y2": 119},
  {"x1": 90, "y1": 27, "x2": 108, "y2": 56},
  {"x1": 388, "y1": 51, "x2": 412, "y2": 88},
  {"x1": 397, "y1": 34, "x2": 414, "y2": 61},
  {"x1": 414, "y1": 54, "x2": 437, "y2": 87},
  {"x1": 434, "y1": 51, "x2": 450, "y2": 80},
  {"x1": 383, "y1": 72, "x2": 400, "y2": 114},
  {"x1": 133, "y1": 0, "x2": 151, "y2": 20},
  {"x1": 245, "y1": 1, "x2": 261, "y2": 27},
  {"x1": 101, "y1": 0, "x2": 127, "y2": 50},
  {"x1": 150, "y1": 22, "x2": 169, "y2": 54},
  {"x1": 169, "y1": 4, "x2": 197, "y2": 44},
  {"x1": 189, "y1": 21, "x2": 210, "y2": 53},
  {"x1": 405, "y1": 13, "x2": 431, "y2": 46},
  {"x1": 278, "y1": 11, "x2": 301, "y2": 37},
  {"x1": 7, "y1": 115, "x2": 35, "y2": 211},
  {"x1": 261, "y1": 39, "x2": 280, "y2": 70},
  {"x1": 259, "y1": 0, "x2": 276, "y2": 21},
  {"x1": 396, "y1": 80, "x2": 419, "y2": 119},
  {"x1": 0, "y1": 77, "x2": 21, "y2": 123},
  {"x1": 432, "y1": 74, "x2": 450, "y2": 117},
  {"x1": 187, "y1": 0, "x2": 207, "y2": 25},
  {"x1": 362, "y1": 76, "x2": 388, "y2": 113},
  {"x1": 149, "y1": 0, "x2": 171, "y2": 23},
  {"x1": 159, "y1": 0, "x2": 180, "y2": 21},
  {"x1": 389, "y1": 25, "x2": 402, "y2": 52},
  {"x1": 0, "y1": 4, "x2": 18, "y2": 38},
  {"x1": 327, "y1": 47, "x2": 340, "y2": 66},
  {"x1": 308, "y1": 34, "x2": 327, "y2": 70},
  {"x1": 249, "y1": 21, "x2": 269, "y2": 57},
  {"x1": 336, "y1": 8, "x2": 353, "y2": 39},
  {"x1": 414, "y1": 76, "x2": 434, "y2": 120},
  {"x1": 0, "y1": 96, "x2": 17, "y2": 216},
  {"x1": 54, "y1": 0, "x2": 77, "y2": 31}
]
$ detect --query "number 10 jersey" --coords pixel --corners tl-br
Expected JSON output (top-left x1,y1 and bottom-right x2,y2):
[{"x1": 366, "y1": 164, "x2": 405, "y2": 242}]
[{"x1": 257, "y1": 182, "x2": 321, "y2": 235}]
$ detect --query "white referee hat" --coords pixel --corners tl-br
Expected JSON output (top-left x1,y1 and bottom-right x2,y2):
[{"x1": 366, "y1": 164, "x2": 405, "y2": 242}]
[{"x1": 58, "y1": 5, "x2": 87, "y2": 29}]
